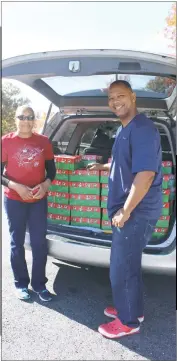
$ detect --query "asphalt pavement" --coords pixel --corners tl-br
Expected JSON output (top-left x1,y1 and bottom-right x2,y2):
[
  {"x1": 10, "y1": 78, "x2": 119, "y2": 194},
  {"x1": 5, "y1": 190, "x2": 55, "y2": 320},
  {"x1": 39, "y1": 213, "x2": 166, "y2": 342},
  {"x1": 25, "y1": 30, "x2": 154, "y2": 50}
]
[{"x1": 2, "y1": 199, "x2": 176, "y2": 361}]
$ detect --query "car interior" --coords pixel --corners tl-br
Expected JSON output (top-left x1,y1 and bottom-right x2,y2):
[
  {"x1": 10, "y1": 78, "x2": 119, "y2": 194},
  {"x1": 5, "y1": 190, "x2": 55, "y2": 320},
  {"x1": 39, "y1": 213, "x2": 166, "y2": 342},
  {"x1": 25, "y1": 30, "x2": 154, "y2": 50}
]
[{"x1": 46, "y1": 112, "x2": 176, "y2": 248}]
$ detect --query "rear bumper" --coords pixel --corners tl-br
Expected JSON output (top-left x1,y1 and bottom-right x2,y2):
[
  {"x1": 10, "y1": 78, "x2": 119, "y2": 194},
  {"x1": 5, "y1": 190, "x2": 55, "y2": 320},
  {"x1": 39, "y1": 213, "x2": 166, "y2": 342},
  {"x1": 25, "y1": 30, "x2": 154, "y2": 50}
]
[{"x1": 25, "y1": 232, "x2": 176, "y2": 275}]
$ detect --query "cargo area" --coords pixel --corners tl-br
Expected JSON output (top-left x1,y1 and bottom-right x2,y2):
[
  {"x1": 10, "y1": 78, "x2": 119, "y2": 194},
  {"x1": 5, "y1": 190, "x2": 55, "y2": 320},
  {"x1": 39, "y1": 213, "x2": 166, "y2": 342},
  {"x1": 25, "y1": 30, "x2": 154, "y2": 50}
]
[{"x1": 47, "y1": 115, "x2": 176, "y2": 248}]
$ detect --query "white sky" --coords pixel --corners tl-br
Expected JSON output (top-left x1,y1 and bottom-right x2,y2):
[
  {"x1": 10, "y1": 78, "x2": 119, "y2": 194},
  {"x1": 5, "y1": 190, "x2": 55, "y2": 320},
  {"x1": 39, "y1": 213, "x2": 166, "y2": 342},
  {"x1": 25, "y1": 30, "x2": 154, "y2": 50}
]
[{"x1": 2, "y1": 1, "x2": 174, "y2": 112}]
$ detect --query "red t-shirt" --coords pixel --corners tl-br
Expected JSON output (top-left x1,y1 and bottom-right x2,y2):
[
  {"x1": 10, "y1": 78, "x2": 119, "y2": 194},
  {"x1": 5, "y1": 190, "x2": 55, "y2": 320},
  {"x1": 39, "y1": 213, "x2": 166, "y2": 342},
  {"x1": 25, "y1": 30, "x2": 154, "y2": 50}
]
[{"x1": 2, "y1": 132, "x2": 54, "y2": 202}]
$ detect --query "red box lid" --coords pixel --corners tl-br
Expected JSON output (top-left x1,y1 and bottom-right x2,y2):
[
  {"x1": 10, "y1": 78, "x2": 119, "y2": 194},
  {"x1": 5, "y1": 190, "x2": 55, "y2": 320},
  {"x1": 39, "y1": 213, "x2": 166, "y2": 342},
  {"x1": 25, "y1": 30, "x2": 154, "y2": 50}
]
[
  {"x1": 159, "y1": 216, "x2": 170, "y2": 220},
  {"x1": 101, "y1": 171, "x2": 109, "y2": 176},
  {"x1": 162, "y1": 203, "x2": 170, "y2": 208},
  {"x1": 102, "y1": 220, "x2": 111, "y2": 226},
  {"x1": 54, "y1": 215, "x2": 70, "y2": 221},
  {"x1": 162, "y1": 161, "x2": 173, "y2": 167},
  {"x1": 71, "y1": 206, "x2": 100, "y2": 212},
  {"x1": 102, "y1": 184, "x2": 109, "y2": 189},
  {"x1": 55, "y1": 204, "x2": 70, "y2": 210},
  {"x1": 53, "y1": 180, "x2": 69, "y2": 186},
  {"x1": 70, "y1": 182, "x2": 100, "y2": 188},
  {"x1": 71, "y1": 217, "x2": 100, "y2": 225},
  {"x1": 70, "y1": 194, "x2": 100, "y2": 200},
  {"x1": 162, "y1": 189, "x2": 171, "y2": 195},
  {"x1": 154, "y1": 228, "x2": 168, "y2": 233},
  {"x1": 81, "y1": 155, "x2": 102, "y2": 160},
  {"x1": 56, "y1": 170, "x2": 69, "y2": 175},
  {"x1": 48, "y1": 191, "x2": 56, "y2": 196},
  {"x1": 103, "y1": 208, "x2": 108, "y2": 214},
  {"x1": 69, "y1": 170, "x2": 99, "y2": 176},
  {"x1": 54, "y1": 155, "x2": 81, "y2": 163},
  {"x1": 48, "y1": 202, "x2": 56, "y2": 208},
  {"x1": 101, "y1": 196, "x2": 108, "y2": 201},
  {"x1": 163, "y1": 175, "x2": 175, "y2": 181},
  {"x1": 47, "y1": 213, "x2": 55, "y2": 219},
  {"x1": 55, "y1": 192, "x2": 69, "y2": 198}
]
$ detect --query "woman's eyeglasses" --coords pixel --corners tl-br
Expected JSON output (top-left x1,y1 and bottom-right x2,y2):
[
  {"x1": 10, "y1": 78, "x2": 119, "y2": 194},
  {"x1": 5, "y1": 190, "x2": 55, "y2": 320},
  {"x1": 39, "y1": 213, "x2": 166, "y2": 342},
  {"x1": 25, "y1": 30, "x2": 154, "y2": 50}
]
[{"x1": 17, "y1": 115, "x2": 35, "y2": 121}]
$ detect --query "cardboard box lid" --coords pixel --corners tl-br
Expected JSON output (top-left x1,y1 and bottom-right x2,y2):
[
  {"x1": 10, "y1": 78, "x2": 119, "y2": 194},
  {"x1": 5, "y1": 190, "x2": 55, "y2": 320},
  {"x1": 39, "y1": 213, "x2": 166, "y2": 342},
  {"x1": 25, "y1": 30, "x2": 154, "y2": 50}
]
[{"x1": 71, "y1": 206, "x2": 100, "y2": 212}]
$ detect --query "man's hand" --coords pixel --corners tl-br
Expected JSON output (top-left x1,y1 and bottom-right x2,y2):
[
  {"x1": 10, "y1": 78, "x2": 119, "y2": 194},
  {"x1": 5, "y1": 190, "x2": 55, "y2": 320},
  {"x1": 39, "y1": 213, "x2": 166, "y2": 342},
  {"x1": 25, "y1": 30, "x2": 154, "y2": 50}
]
[
  {"x1": 87, "y1": 162, "x2": 111, "y2": 171},
  {"x1": 87, "y1": 163, "x2": 104, "y2": 171},
  {"x1": 112, "y1": 208, "x2": 131, "y2": 228},
  {"x1": 9, "y1": 182, "x2": 33, "y2": 201},
  {"x1": 32, "y1": 179, "x2": 51, "y2": 199}
]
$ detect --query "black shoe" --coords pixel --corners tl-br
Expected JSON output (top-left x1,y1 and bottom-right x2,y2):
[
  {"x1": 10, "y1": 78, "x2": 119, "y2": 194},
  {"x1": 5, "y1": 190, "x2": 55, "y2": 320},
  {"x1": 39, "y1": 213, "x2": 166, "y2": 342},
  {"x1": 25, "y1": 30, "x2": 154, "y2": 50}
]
[{"x1": 37, "y1": 289, "x2": 53, "y2": 302}]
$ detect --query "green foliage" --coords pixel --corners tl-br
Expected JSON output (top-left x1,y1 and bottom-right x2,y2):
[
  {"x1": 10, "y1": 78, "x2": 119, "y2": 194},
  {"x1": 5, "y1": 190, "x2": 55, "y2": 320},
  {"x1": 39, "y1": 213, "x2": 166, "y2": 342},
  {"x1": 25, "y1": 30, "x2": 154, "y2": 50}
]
[
  {"x1": 146, "y1": 77, "x2": 176, "y2": 96},
  {"x1": 2, "y1": 82, "x2": 30, "y2": 135}
]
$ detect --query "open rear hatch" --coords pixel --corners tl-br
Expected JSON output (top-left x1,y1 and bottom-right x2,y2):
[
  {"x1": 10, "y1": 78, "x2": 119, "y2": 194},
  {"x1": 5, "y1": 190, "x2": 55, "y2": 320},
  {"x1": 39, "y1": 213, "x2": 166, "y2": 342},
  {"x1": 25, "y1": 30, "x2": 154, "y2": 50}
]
[
  {"x1": 2, "y1": 49, "x2": 176, "y2": 113},
  {"x1": 2, "y1": 50, "x2": 176, "y2": 253}
]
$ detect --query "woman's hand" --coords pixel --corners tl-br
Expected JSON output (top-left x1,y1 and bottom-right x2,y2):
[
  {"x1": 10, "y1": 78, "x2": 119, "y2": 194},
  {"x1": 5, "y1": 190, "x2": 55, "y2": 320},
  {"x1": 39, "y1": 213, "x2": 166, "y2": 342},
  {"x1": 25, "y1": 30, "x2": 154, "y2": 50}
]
[
  {"x1": 32, "y1": 179, "x2": 51, "y2": 200},
  {"x1": 9, "y1": 182, "x2": 33, "y2": 201}
]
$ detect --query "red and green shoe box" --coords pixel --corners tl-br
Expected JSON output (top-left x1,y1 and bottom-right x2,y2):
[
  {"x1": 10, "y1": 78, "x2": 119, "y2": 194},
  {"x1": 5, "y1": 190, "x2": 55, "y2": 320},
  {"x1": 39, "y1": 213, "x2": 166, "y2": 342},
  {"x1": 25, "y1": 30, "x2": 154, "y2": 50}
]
[
  {"x1": 54, "y1": 155, "x2": 82, "y2": 170},
  {"x1": 101, "y1": 183, "x2": 109, "y2": 196},
  {"x1": 162, "y1": 189, "x2": 171, "y2": 203},
  {"x1": 162, "y1": 189, "x2": 175, "y2": 202},
  {"x1": 162, "y1": 175, "x2": 175, "y2": 189},
  {"x1": 102, "y1": 208, "x2": 109, "y2": 221},
  {"x1": 69, "y1": 169, "x2": 99, "y2": 183},
  {"x1": 156, "y1": 216, "x2": 170, "y2": 228},
  {"x1": 161, "y1": 202, "x2": 171, "y2": 216},
  {"x1": 100, "y1": 171, "x2": 109, "y2": 184},
  {"x1": 71, "y1": 205, "x2": 101, "y2": 219},
  {"x1": 81, "y1": 155, "x2": 103, "y2": 168},
  {"x1": 47, "y1": 191, "x2": 56, "y2": 203},
  {"x1": 54, "y1": 192, "x2": 69, "y2": 204},
  {"x1": 71, "y1": 217, "x2": 100, "y2": 228},
  {"x1": 101, "y1": 196, "x2": 108, "y2": 208},
  {"x1": 101, "y1": 220, "x2": 112, "y2": 231},
  {"x1": 55, "y1": 170, "x2": 69, "y2": 181},
  {"x1": 49, "y1": 180, "x2": 69, "y2": 193},
  {"x1": 70, "y1": 182, "x2": 100, "y2": 195},
  {"x1": 47, "y1": 213, "x2": 70, "y2": 225},
  {"x1": 169, "y1": 187, "x2": 176, "y2": 201},
  {"x1": 48, "y1": 203, "x2": 70, "y2": 216},
  {"x1": 47, "y1": 191, "x2": 69, "y2": 204},
  {"x1": 162, "y1": 161, "x2": 173, "y2": 174},
  {"x1": 69, "y1": 194, "x2": 100, "y2": 207},
  {"x1": 153, "y1": 227, "x2": 168, "y2": 238}
]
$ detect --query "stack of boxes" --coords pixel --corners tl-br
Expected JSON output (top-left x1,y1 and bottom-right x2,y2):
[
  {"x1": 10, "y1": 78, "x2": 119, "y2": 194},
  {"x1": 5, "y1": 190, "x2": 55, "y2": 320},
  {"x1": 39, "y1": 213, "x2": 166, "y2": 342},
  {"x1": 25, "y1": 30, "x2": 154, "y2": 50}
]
[
  {"x1": 99, "y1": 160, "x2": 176, "y2": 239},
  {"x1": 47, "y1": 155, "x2": 82, "y2": 225},
  {"x1": 47, "y1": 155, "x2": 175, "y2": 240},
  {"x1": 47, "y1": 155, "x2": 102, "y2": 228},
  {"x1": 153, "y1": 161, "x2": 175, "y2": 238},
  {"x1": 69, "y1": 156, "x2": 102, "y2": 228},
  {"x1": 100, "y1": 169, "x2": 111, "y2": 232}
]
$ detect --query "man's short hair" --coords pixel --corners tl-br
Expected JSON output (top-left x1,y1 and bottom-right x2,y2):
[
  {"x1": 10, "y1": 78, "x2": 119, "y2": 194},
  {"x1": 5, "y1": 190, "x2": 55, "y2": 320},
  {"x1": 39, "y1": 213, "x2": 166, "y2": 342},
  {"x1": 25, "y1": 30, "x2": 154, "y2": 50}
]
[{"x1": 109, "y1": 80, "x2": 133, "y2": 92}]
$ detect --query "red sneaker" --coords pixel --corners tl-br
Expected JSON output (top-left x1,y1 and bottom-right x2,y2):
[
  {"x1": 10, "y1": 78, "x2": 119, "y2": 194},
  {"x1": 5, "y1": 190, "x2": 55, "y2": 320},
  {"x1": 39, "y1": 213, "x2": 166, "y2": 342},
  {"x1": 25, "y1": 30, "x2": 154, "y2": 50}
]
[
  {"x1": 104, "y1": 306, "x2": 144, "y2": 323},
  {"x1": 98, "y1": 318, "x2": 140, "y2": 339}
]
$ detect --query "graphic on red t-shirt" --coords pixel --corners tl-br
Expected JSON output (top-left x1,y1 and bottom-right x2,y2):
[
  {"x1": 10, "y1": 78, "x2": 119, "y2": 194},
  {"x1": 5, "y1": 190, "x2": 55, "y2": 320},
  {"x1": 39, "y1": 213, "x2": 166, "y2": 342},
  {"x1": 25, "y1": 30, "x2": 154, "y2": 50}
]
[
  {"x1": 13, "y1": 144, "x2": 44, "y2": 169},
  {"x1": 2, "y1": 132, "x2": 54, "y2": 202}
]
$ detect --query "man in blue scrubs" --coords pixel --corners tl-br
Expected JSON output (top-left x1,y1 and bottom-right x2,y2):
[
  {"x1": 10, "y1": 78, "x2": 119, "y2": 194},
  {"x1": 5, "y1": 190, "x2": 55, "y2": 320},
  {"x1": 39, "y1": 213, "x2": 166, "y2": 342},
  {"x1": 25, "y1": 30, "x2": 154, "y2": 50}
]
[{"x1": 89, "y1": 80, "x2": 162, "y2": 339}]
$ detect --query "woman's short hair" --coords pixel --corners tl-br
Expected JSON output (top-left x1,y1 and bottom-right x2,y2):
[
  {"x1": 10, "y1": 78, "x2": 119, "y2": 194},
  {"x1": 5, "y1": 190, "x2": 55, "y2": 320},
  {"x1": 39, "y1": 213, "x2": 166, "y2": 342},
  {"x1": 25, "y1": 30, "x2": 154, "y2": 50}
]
[{"x1": 15, "y1": 105, "x2": 35, "y2": 118}]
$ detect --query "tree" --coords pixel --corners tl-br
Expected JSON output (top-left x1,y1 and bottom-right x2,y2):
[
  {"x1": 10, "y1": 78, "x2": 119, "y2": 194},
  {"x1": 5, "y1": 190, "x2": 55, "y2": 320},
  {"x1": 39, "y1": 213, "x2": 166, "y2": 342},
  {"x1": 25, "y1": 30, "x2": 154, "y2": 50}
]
[
  {"x1": 146, "y1": 76, "x2": 176, "y2": 95},
  {"x1": 2, "y1": 81, "x2": 30, "y2": 135},
  {"x1": 164, "y1": 3, "x2": 176, "y2": 53}
]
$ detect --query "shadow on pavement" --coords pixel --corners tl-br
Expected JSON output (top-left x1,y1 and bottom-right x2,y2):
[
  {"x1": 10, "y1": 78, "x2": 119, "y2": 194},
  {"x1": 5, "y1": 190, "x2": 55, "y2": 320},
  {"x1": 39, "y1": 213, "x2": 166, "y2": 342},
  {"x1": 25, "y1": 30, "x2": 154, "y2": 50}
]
[{"x1": 33, "y1": 262, "x2": 176, "y2": 361}]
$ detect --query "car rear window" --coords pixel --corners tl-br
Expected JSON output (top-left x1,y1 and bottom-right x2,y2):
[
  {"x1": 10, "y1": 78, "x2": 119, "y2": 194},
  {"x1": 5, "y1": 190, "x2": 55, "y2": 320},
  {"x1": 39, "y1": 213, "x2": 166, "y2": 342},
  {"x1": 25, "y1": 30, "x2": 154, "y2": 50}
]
[{"x1": 42, "y1": 74, "x2": 176, "y2": 99}]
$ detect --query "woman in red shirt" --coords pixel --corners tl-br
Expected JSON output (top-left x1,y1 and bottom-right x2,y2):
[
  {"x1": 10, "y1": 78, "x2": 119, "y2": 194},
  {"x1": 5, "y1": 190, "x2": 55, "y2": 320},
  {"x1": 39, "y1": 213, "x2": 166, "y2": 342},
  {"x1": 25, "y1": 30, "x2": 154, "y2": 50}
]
[{"x1": 2, "y1": 105, "x2": 56, "y2": 301}]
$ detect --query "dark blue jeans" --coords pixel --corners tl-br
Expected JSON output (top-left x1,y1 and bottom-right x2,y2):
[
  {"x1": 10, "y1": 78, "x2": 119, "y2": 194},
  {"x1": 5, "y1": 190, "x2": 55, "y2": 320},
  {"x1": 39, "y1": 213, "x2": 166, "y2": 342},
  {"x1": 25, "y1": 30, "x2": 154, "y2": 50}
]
[
  {"x1": 110, "y1": 214, "x2": 158, "y2": 328},
  {"x1": 4, "y1": 196, "x2": 48, "y2": 292}
]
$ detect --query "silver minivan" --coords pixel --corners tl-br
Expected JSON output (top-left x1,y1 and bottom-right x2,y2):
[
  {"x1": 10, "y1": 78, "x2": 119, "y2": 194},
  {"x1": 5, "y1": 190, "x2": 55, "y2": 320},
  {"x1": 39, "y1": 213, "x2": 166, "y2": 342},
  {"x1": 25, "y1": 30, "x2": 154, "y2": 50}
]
[{"x1": 2, "y1": 49, "x2": 176, "y2": 275}]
